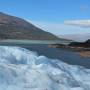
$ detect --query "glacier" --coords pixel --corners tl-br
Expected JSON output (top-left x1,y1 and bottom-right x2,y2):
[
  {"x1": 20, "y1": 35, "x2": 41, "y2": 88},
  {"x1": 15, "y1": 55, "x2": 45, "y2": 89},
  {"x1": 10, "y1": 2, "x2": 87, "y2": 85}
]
[{"x1": 0, "y1": 46, "x2": 90, "y2": 90}]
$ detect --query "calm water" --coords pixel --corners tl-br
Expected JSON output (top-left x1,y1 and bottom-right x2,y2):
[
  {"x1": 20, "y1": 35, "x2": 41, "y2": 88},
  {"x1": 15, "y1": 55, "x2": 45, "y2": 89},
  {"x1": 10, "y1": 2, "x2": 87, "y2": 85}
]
[
  {"x1": 0, "y1": 39, "x2": 71, "y2": 45},
  {"x1": 21, "y1": 44, "x2": 90, "y2": 69}
]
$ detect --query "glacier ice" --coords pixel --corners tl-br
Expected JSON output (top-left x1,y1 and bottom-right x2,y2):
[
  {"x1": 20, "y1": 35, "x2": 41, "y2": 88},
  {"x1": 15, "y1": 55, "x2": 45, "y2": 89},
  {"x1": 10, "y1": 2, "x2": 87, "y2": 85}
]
[{"x1": 0, "y1": 46, "x2": 90, "y2": 90}]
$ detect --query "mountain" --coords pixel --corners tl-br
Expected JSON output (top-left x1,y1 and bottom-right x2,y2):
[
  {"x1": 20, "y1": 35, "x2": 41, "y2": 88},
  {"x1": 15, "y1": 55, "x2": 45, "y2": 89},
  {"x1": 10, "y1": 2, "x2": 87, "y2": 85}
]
[
  {"x1": 69, "y1": 39, "x2": 90, "y2": 47},
  {"x1": 59, "y1": 33, "x2": 90, "y2": 42},
  {"x1": 0, "y1": 46, "x2": 90, "y2": 90},
  {"x1": 0, "y1": 12, "x2": 60, "y2": 40}
]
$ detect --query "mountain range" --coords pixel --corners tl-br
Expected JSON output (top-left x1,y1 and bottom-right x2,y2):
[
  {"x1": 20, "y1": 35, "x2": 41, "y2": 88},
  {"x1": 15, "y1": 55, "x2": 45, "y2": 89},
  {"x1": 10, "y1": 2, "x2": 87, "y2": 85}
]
[
  {"x1": 59, "y1": 33, "x2": 90, "y2": 42},
  {"x1": 0, "y1": 12, "x2": 61, "y2": 40}
]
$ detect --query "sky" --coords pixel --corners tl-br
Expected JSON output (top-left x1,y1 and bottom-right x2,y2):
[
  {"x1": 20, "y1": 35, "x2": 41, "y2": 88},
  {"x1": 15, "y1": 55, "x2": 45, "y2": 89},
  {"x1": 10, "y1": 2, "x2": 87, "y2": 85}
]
[{"x1": 0, "y1": 0, "x2": 90, "y2": 35}]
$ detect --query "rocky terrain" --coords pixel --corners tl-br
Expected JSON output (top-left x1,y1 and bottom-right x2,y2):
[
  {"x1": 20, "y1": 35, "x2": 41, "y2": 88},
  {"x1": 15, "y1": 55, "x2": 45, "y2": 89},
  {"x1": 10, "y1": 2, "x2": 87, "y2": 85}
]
[{"x1": 0, "y1": 12, "x2": 61, "y2": 40}]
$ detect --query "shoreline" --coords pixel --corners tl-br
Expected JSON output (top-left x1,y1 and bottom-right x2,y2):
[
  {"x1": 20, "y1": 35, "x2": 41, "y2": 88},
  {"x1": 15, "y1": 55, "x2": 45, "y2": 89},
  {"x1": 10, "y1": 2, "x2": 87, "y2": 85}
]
[{"x1": 49, "y1": 44, "x2": 90, "y2": 57}]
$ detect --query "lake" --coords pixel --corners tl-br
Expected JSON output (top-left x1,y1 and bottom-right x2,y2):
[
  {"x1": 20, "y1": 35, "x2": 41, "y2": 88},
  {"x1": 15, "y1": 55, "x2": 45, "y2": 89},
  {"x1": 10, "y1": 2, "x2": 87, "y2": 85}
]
[
  {"x1": 14, "y1": 44, "x2": 90, "y2": 69},
  {"x1": 0, "y1": 39, "x2": 72, "y2": 45}
]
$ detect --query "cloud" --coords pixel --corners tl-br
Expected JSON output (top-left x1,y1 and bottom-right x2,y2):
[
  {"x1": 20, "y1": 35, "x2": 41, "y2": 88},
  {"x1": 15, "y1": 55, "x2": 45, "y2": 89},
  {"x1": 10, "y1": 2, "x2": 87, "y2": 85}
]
[
  {"x1": 64, "y1": 20, "x2": 90, "y2": 27},
  {"x1": 27, "y1": 20, "x2": 90, "y2": 35},
  {"x1": 29, "y1": 20, "x2": 90, "y2": 41}
]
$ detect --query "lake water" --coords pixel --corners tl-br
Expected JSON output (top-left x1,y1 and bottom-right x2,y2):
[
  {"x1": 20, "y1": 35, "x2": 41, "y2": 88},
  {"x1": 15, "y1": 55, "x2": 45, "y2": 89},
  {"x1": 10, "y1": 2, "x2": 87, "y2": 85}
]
[
  {"x1": 19, "y1": 44, "x2": 90, "y2": 69},
  {"x1": 0, "y1": 39, "x2": 72, "y2": 45}
]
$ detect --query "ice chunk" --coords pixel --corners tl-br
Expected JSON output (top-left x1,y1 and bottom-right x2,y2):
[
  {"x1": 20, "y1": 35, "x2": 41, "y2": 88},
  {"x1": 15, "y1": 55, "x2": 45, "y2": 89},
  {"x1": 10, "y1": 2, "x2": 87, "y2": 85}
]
[{"x1": 0, "y1": 46, "x2": 89, "y2": 90}]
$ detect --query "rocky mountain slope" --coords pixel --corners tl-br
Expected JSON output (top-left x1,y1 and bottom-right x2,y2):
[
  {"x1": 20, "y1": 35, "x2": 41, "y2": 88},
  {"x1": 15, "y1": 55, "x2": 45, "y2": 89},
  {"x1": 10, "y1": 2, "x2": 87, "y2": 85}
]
[{"x1": 0, "y1": 12, "x2": 60, "y2": 40}]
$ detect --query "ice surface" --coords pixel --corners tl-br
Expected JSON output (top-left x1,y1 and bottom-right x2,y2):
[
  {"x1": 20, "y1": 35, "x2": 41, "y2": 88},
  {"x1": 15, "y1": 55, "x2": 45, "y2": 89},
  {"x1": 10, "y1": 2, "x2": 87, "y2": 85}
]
[{"x1": 0, "y1": 46, "x2": 90, "y2": 90}]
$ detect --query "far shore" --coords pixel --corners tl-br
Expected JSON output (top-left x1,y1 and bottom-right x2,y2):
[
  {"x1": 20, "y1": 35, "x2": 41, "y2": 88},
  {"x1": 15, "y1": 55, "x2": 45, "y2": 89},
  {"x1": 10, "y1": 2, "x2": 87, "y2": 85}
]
[{"x1": 49, "y1": 44, "x2": 90, "y2": 57}]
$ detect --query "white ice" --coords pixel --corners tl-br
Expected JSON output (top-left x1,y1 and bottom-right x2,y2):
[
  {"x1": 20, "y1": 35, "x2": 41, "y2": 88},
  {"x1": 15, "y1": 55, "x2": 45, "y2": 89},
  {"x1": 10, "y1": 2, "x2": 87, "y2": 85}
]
[{"x1": 0, "y1": 46, "x2": 90, "y2": 90}]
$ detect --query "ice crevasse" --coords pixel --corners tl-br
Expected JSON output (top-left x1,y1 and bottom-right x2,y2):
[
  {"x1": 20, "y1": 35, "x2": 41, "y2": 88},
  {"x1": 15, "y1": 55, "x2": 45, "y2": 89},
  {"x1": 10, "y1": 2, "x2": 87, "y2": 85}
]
[{"x1": 0, "y1": 46, "x2": 90, "y2": 90}]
